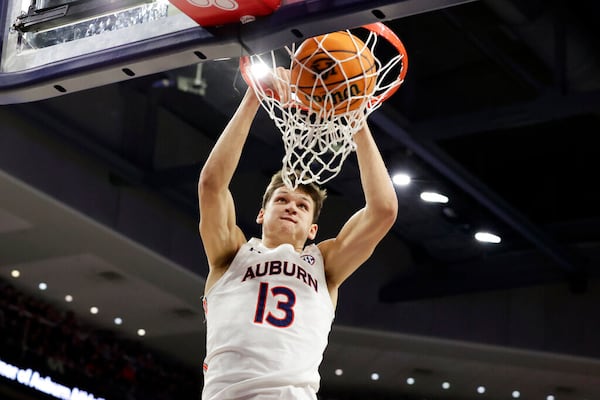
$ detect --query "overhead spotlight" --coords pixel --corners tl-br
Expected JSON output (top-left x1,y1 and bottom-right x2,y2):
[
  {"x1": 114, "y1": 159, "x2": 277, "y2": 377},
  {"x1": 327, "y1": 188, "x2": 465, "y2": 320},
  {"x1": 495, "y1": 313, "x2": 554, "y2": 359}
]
[
  {"x1": 250, "y1": 62, "x2": 270, "y2": 79},
  {"x1": 477, "y1": 386, "x2": 486, "y2": 394},
  {"x1": 406, "y1": 377, "x2": 415, "y2": 385},
  {"x1": 90, "y1": 306, "x2": 99, "y2": 314},
  {"x1": 11, "y1": 269, "x2": 20, "y2": 278},
  {"x1": 442, "y1": 382, "x2": 450, "y2": 389},
  {"x1": 370, "y1": 373, "x2": 380, "y2": 381},
  {"x1": 65, "y1": 295, "x2": 73, "y2": 302},
  {"x1": 114, "y1": 317, "x2": 123, "y2": 325},
  {"x1": 38, "y1": 282, "x2": 47, "y2": 290},
  {"x1": 392, "y1": 172, "x2": 411, "y2": 186},
  {"x1": 512, "y1": 390, "x2": 521, "y2": 398},
  {"x1": 334, "y1": 369, "x2": 343, "y2": 376},
  {"x1": 137, "y1": 329, "x2": 146, "y2": 336},
  {"x1": 420, "y1": 191, "x2": 449, "y2": 204},
  {"x1": 474, "y1": 231, "x2": 501, "y2": 244}
]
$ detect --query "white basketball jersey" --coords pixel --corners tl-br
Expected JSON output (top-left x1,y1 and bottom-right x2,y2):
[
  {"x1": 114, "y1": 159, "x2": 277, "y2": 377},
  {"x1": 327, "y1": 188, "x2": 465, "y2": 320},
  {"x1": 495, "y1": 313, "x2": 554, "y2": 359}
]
[{"x1": 202, "y1": 237, "x2": 335, "y2": 400}]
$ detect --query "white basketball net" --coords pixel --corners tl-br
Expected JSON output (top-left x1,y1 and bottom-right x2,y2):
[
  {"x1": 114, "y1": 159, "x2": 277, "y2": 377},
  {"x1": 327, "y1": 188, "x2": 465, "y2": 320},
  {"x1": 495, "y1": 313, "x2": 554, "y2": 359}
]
[{"x1": 243, "y1": 27, "x2": 406, "y2": 189}]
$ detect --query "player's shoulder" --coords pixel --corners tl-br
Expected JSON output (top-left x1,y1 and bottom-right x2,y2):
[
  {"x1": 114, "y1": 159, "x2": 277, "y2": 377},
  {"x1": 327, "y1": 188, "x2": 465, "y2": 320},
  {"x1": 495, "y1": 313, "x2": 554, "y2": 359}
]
[
  {"x1": 316, "y1": 237, "x2": 334, "y2": 247},
  {"x1": 315, "y1": 238, "x2": 334, "y2": 258}
]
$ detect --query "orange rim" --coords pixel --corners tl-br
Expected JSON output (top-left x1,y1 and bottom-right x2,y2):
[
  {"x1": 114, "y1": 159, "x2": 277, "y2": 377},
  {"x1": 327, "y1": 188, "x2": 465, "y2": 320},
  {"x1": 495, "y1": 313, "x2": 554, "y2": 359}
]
[
  {"x1": 239, "y1": 22, "x2": 407, "y2": 106},
  {"x1": 361, "y1": 22, "x2": 408, "y2": 106}
]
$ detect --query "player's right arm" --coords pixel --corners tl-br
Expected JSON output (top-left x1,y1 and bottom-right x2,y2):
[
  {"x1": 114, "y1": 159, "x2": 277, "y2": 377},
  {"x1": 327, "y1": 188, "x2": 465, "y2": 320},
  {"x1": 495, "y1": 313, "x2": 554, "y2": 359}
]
[{"x1": 198, "y1": 88, "x2": 261, "y2": 292}]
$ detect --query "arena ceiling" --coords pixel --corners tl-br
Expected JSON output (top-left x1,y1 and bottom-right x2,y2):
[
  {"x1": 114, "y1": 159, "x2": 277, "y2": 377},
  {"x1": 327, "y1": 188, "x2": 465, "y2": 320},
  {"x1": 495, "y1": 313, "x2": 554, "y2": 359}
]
[{"x1": 2, "y1": 0, "x2": 600, "y2": 399}]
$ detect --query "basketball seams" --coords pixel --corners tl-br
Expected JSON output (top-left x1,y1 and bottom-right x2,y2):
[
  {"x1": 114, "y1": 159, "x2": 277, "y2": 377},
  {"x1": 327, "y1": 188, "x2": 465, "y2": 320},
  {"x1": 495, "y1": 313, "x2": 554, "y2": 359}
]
[
  {"x1": 294, "y1": 52, "x2": 376, "y2": 88},
  {"x1": 291, "y1": 30, "x2": 378, "y2": 114}
]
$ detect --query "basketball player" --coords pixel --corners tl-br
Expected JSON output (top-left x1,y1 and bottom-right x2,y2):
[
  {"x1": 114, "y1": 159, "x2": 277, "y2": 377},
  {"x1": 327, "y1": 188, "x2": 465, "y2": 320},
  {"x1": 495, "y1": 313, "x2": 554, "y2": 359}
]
[{"x1": 198, "y1": 73, "x2": 398, "y2": 399}]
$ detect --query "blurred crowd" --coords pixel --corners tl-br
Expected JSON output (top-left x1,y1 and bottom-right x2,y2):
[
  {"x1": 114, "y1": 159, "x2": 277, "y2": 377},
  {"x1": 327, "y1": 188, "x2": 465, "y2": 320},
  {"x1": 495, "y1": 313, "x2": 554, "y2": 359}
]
[{"x1": 0, "y1": 278, "x2": 200, "y2": 400}]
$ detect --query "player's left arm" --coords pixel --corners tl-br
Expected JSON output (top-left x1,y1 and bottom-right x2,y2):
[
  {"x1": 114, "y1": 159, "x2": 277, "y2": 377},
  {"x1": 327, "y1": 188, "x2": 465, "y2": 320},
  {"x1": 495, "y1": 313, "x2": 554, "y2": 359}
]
[{"x1": 318, "y1": 122, "x2": 398, "y2": 292}]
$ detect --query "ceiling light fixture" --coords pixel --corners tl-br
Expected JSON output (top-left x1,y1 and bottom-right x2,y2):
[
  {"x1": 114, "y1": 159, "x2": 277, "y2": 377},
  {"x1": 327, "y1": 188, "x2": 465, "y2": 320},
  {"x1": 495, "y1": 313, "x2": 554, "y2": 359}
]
[
  {"x1": 392, "y1": 172, "x2": 411, "y2": 186},
  {"x1": 250, "y1": 62, "x2": 270, "y2": 80},
  {"x1": 474, "y1": 231, "x2": 501, "y2": 244},
  {"x1": 420, "y1": 191, "x2": 449, "y2": 204}
]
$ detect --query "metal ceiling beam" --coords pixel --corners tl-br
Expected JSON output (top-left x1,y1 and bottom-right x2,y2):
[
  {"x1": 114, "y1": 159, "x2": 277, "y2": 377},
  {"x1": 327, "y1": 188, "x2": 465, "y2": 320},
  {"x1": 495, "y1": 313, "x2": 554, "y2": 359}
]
[
  {"x1": 380, "y1": 262, "x2": 567, "y2": 302},
  {"x1": 411, "y1": 89, "x2": 600, "y2": 141},
  {"x1": 370, "y1": 110, "x2": 586, "y2": 276},
  {"x1": 380, "y1": 234, "x2": 600, "y2": 302},
  {"x1": 9, "y1": 102, "x2": 197, "y2": 214},
  {"x1": 441, "y1": 7, "x2": 546, "y2": 93},
  {"x1": 7, "y1": 101, "x2": 266, "y2": 237}
]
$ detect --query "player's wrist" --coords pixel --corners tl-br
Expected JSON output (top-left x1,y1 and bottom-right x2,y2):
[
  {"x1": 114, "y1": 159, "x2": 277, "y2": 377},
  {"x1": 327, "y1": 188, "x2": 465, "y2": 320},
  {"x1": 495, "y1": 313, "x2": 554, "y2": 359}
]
[{"x1": 242, "y1": 87, "x2": 261, "y2": 108}]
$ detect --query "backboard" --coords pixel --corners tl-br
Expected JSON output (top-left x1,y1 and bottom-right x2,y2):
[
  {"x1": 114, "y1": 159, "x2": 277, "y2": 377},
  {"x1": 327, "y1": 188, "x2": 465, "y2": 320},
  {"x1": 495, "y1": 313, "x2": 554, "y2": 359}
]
[{"x1": 0, "y1": 0, "x2": 475, "y2": 105}]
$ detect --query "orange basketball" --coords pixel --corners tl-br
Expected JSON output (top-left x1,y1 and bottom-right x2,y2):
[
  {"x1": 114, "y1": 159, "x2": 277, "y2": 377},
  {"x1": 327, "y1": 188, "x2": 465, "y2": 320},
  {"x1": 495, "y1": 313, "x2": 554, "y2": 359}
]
[{"x1": 291, "y1": 31, "x2": 377, "y2": 114}]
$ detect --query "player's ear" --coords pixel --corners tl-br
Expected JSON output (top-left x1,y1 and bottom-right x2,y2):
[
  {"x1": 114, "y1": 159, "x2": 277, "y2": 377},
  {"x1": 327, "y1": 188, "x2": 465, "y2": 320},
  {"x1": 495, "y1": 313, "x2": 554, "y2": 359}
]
[
  {"x1": 307, "y1": 223, "x2": 318, "y2": 240},
  {"x1": 256, "y1": 208, "x2": 265, "y2": 224}
]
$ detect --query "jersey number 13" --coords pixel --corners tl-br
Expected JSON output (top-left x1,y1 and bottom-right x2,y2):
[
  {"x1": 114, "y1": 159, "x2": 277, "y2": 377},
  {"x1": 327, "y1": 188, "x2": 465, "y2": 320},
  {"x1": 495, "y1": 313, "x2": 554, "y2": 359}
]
[{"x1": 254, "y1": 282, "x2": 295, "y2": 328}]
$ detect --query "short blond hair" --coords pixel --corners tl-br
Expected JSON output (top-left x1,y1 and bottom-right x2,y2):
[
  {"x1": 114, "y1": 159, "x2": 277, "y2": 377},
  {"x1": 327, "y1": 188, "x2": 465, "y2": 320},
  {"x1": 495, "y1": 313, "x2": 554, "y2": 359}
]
[{"x1": 262, "y1": 170, "x2": 327, "y2": 223}]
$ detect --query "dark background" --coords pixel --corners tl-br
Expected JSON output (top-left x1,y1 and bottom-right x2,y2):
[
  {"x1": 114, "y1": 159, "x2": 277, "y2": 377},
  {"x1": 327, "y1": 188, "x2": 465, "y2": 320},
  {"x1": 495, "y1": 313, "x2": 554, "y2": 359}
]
[{"x1": 1, "y1": 0, "x2": 600, "y2": 399}]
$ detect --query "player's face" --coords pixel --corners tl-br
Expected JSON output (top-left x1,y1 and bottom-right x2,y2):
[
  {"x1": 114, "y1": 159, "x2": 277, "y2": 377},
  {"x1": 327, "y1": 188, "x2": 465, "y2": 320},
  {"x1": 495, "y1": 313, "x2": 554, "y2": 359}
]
[{"x1": 257, "y1": 187, "x2": 318, "y2": 244}]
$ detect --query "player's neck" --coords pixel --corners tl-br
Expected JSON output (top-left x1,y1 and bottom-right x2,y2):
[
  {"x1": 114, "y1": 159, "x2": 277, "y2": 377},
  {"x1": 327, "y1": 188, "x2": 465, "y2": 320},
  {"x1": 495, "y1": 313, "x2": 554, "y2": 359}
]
[{"x1": 260, "y1": 236, "x2": 305, "y2": 253}]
